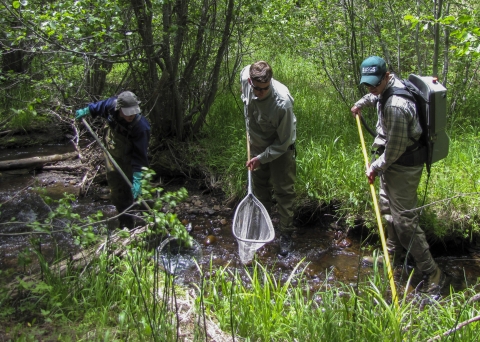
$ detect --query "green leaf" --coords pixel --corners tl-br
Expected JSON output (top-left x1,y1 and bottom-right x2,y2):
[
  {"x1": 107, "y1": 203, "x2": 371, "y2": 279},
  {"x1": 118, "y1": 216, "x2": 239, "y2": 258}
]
[
  {"x1": 12, "y1": 1, "x2": 20, "y2": 9},
  {"x1": 458, "y1": 15, "x2": 472, "y2": 24}
]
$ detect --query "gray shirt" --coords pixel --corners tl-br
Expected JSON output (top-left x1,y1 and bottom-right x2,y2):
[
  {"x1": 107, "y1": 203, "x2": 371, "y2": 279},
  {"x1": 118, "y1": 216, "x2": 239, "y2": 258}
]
[{"x1": 240, "y1": 65, "x2": 296, "y2": 163}]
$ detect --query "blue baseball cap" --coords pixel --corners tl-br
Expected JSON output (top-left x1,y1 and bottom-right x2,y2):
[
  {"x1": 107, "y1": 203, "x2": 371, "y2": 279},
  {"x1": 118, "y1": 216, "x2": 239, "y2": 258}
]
[{"x1": 360, "y1": 56, "x2": 387, "y2": 85}]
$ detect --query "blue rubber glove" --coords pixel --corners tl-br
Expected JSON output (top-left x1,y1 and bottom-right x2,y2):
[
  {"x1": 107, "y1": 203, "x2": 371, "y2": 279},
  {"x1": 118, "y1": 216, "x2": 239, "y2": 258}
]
[
  {"x1": 132, "y1": 172, "x2": 143, "y2": 199},
  {"x1": 75, "y1": 107, "x2": 90, "y2": 120}
]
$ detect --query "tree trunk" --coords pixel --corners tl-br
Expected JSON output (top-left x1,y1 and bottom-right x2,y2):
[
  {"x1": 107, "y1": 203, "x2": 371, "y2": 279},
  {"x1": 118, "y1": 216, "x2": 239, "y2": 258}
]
[
  {"x1": 441, "y1": 2, "x2": 450, "y2": 85},
  {"x1": 432, "y1": 0, "x2": 443, "y2": 77},
  {"x1": 86, "y1": 59, "x2": 113, "y2": 99},
  {"x1": 191, "y1": 0, "x2": 235, "y2": 135},
  {"x1": 129, "y1": 0, "x2": 164, "y2": 138},
  {"x1": 415, "y1": 0, "x2": 422, "y2": 74}
]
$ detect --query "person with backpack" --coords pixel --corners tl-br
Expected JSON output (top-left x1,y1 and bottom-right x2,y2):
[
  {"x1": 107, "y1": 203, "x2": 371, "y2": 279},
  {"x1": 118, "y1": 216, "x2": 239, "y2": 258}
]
[
  {"x1": 75, "y1": 91, "x2": 151, "y2": 229},
  {"x1": 240, "y1": 61, "x2": 297, "y2": 256},
  {"x1": 350, "y1": 56, "x2": 445, "y2": 294}
]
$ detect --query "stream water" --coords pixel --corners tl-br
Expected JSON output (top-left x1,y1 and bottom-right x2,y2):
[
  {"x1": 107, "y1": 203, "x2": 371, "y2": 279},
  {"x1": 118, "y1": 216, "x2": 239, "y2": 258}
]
[{"x1": 1, "y1": 145, "x2": 480, "y2": 298}]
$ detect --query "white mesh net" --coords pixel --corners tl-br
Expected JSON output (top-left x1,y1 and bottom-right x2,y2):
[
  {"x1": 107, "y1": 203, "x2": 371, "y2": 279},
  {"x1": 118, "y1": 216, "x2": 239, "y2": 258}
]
[{"x1": 232, "y1": 190, "x2": 275, "y2": 264}]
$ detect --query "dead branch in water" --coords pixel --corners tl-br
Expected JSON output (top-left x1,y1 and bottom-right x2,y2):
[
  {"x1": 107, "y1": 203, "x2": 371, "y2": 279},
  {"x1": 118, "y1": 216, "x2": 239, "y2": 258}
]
[
  {"x1": 0, "y1": 152, "x2": 79, "y2": 171},
  {"x1": 40, "y1": 165, "x2": 87, "y2": 172}
]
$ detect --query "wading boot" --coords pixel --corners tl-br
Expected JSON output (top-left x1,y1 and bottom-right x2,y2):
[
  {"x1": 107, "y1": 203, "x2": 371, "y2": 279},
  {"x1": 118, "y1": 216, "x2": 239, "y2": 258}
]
[
  {"x1": 423, "y1": 265, "x2": 445, "y2": 294},
  {"x1": 119, "y1": 214, "x2": 135, "y2": 230},
  {"x1": 279, "y1": 234, "x2": 293, "y2": 257}
]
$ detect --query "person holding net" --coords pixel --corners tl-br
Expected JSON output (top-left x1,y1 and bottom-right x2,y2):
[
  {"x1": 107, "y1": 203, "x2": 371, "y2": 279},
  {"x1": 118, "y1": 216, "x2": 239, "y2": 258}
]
[{"x1": 240, "y1": 61, "x2": 297, "y2": 256}]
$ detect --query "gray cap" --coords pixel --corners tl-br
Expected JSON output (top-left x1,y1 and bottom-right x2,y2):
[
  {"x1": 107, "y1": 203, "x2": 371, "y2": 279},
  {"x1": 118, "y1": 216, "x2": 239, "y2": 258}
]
[{"x1": 115, "y1": 91, "x2": 141, "y2": 116}]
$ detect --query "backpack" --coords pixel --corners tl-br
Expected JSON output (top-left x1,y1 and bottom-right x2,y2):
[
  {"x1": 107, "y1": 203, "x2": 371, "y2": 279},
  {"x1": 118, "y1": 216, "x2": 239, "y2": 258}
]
[{"x1": 379, "y1": 74, "x2": 449, "y2": 174}]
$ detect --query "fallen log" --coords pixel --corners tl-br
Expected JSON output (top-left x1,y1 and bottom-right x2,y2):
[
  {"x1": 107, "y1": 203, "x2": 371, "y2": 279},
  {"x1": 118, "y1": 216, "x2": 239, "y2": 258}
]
[{"x1": 0, "y1": 152, "x2": 78, "y2": 171}]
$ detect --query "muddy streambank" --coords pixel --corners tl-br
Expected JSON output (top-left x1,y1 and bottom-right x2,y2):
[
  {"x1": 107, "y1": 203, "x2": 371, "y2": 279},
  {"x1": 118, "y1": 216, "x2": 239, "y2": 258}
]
[{"x1": 1, "y1": 137, "x2": 480, "y2": 298}]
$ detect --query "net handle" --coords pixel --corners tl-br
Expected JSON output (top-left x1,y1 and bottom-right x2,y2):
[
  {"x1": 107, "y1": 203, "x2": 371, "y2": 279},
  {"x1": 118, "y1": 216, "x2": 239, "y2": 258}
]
[
  {"x1": 246, "y1": 131, "x2": 253, "y2": 195},
  {"x1": 246, "y1": 131, "x2": 251, "y2": 160}
]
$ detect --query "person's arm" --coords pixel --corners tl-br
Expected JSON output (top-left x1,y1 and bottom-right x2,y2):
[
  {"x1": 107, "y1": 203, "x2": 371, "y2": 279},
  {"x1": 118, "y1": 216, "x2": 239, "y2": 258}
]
[
  {"x1": 241, "y1": 65, "x2": 258, "y2": 170},
  {"x1": 76, "y1": 97, "x2": 116, "y2": 121},
  {"x1": 130, "y1": 120, "x2": 151, "y2": 173},
  {"x1": 87, "y1": 97, "x2": 117, "y2": 119},
  {"x1": 130, "y1": 119, "x2": 150, "y2": 199},
  {"x1": 240, "y1": 66, "x2": 251, "y2": 106},
  {"x1": 352, "y1": 93, "x2": 378, "y2": 117}
]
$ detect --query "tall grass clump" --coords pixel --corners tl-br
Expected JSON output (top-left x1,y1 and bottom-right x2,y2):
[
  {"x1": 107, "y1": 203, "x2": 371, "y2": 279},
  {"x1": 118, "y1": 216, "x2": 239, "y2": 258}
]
[
  {"x1": 417, "y1": 129, "x2": 480, "y2": 238},
  {"x1": 202, "y1": 259, "x2": 480, "y2": 341},
  {"x1": 198, "y1": 89, "x2": 248, "y2": 197}
]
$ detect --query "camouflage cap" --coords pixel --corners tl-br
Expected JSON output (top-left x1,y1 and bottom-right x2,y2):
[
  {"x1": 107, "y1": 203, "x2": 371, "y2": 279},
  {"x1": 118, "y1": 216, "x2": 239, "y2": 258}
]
[{"x1": 115, "y1": 91, "x2": 141, "y2": 116}]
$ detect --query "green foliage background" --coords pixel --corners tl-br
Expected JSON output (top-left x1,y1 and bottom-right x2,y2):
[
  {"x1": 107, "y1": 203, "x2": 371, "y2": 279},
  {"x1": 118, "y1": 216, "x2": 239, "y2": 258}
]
[{"x1": 1, "y1": 0, "x2": 479, "y2": 236}]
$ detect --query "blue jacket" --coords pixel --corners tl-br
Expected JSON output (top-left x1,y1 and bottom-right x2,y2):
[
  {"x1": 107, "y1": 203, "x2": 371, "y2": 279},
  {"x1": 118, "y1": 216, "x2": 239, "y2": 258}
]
[{"x1": 88, "y1": 96, "x2": 150, "y2": 173}]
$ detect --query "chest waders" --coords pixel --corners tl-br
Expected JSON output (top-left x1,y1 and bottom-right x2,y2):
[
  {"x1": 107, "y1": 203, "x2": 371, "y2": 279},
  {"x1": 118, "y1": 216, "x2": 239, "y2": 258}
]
[{"x1": 103, "y1": 124, "x2": 134, "y2": 228}]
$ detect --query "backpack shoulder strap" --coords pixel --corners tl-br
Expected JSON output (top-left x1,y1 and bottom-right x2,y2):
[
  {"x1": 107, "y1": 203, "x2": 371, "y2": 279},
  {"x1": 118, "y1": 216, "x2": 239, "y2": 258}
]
[
  {"x1": 379, "y1": 81, "x2": 420, "y2": 146},
  {"x1": 379, "y1": 84, "x2": 415, "y2": 108}
]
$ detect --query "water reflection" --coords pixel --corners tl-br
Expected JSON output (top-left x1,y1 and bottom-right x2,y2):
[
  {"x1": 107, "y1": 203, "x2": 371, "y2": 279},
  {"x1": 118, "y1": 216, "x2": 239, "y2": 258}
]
[{"x1": 0, "y1": 143, "x2": 116, "y2": 273}]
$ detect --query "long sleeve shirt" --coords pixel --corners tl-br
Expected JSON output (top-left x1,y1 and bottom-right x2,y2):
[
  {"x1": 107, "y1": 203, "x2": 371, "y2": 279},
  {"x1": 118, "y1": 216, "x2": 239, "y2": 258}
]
[
  {"x1": 240, "y1": 65, "x2": 296, "y2": 164},
  {"x1": 354, "y1": 75, "x2": 422, "y2": 172},
  {"x1": 87, "y1": 96, "x2": 150, "y2": 173}
]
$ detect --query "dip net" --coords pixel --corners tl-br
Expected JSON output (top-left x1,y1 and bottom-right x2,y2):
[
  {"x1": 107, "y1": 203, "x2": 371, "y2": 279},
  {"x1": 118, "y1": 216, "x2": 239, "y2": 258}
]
[{"x1": 232, "y1": 170, "x2": 275, "y2": 264}]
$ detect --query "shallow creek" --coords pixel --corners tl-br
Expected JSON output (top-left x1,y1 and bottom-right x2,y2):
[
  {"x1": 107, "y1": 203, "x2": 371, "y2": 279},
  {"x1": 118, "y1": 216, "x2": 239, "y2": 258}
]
[{"x1": 1, "y1": 145, "x2": 479, "y2": 298}]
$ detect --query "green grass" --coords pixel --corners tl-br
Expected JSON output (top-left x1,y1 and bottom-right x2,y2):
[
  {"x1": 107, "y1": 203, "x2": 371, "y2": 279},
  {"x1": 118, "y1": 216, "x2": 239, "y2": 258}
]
[
  {"x1": 5, "y1": 250, "x2": 480, "y2": 341},
  {"x1": 203, "y1": 260, "x2": 480, "y2": 341}
]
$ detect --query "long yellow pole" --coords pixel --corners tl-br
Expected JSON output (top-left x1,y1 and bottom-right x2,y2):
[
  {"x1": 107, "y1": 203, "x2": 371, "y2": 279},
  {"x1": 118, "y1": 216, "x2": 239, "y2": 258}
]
[{"x1": 355, "y1": 114, "x2": 399, "y2": 308}]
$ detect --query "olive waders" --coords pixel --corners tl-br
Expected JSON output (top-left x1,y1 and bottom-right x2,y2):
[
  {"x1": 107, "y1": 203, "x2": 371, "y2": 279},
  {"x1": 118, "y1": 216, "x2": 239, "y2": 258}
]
[
  {"x1": 251, "y1": 147, "x2": 296, "y2": 235},
  {"x1": 103, "y1": 126, "x2": 135, "y2": 228}
]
